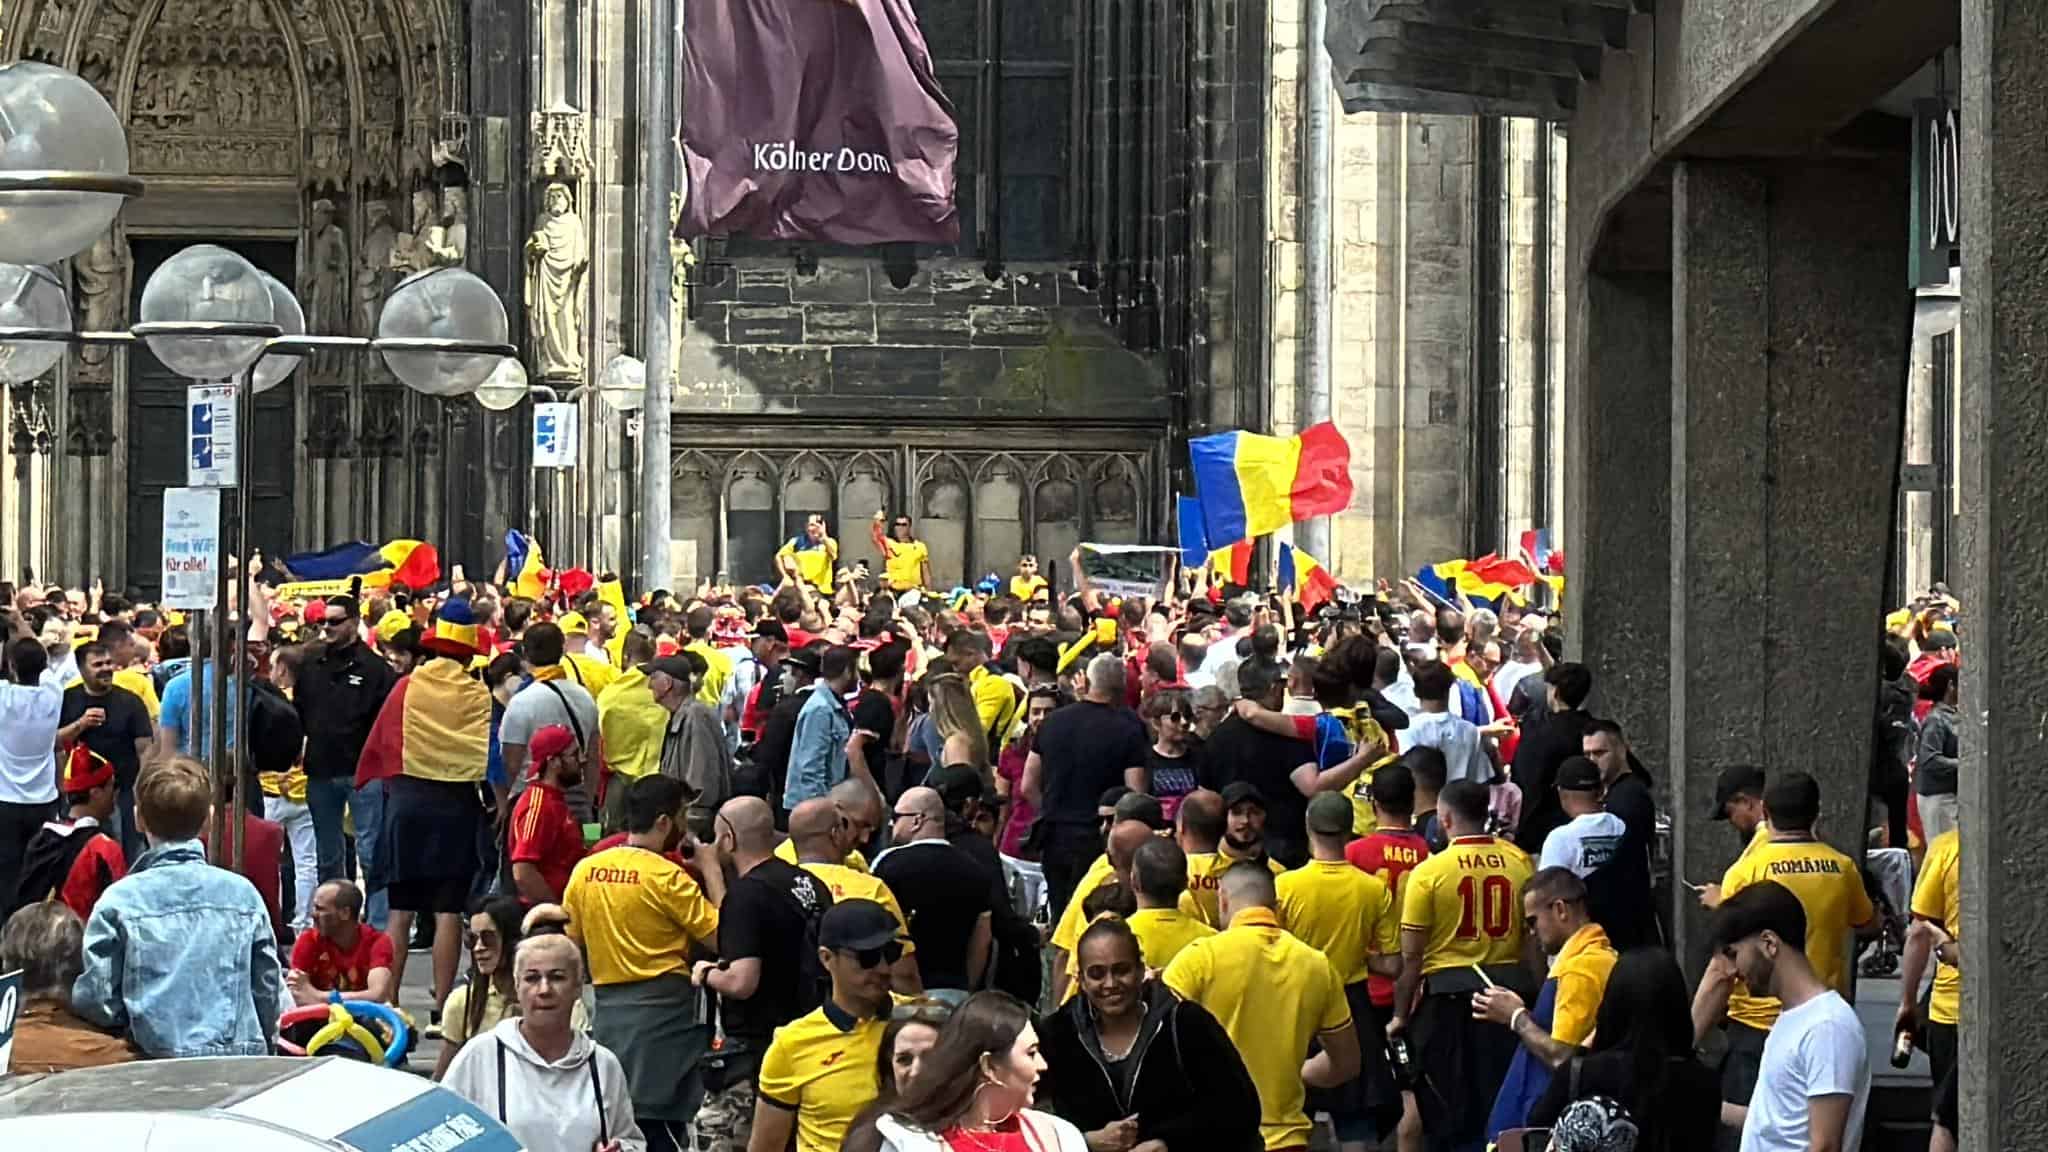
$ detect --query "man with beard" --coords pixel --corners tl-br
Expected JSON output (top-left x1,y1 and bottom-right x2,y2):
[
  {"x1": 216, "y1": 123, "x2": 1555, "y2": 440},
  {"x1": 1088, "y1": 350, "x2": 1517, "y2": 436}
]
[
  {"x1": 506, "y1": 724, "x2": 589, "y2": 903},
  {"x1": 1707, "y1": 882, "x2": 1870, "y2": 1152},
  {"x1": 1179, "y1": 787, "x2": 1284, "y2": 926},
  {"x1": 565, "y1": 774, "x2": 725, "y2": 1152}
]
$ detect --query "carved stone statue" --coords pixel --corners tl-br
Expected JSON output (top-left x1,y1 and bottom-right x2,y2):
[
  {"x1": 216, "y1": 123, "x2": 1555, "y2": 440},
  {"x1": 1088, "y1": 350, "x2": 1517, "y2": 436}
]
[
  {"x1": 73, "y1": 228, "x2": 128, "y2": 382},
  {"x1": 524, "y1": 182, "x2": 588, "y2": 380},
  {"x1": 391, "y1": 188, "x2": 439, "y2": 276},
  {"x1": 431, "y1": 186, "x2": 468, "y2": 267},
  {"x1": 357, "y1": 200, "x2": 398, "y2": 335},
  {"x1": 303, "y1": 199, "x2": 350, "y2": 371}
]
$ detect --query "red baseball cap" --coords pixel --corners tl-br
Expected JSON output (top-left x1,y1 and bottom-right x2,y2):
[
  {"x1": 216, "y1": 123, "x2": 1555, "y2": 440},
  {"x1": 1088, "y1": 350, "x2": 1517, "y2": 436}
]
[{"x1": 527, "y1": 724, "x2": 578, "y2": 773}]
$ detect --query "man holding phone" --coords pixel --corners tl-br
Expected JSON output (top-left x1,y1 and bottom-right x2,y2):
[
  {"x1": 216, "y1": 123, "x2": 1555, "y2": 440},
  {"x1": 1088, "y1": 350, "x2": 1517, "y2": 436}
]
[{"x1": 58, "y1": 641, "x2": 154, "y2": 859}]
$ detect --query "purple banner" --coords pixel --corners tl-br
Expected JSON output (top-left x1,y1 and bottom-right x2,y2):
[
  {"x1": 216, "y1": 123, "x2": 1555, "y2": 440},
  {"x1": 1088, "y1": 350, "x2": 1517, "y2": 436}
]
[{"x1": 680, "y1": 0, "x2": 960, "y2": 245}]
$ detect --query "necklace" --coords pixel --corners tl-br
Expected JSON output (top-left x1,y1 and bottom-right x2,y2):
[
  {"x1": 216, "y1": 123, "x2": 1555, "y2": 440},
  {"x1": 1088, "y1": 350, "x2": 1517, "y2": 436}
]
[{"x1": 1098, "y1": 1022, "x2": 1139, "y2": 1060}]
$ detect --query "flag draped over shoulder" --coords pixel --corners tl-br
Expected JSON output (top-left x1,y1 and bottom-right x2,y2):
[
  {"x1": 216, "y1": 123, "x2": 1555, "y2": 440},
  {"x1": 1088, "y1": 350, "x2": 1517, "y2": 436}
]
[
  {"x1": 1189, "y1": 422, "x2": 1353, "y2": 545},
  {"x1": 357, "y1": 659, "x2": 492, "y2": 786},
  {"x1": 1279, "y1": 543, "x2": 1341, "y2": 614}
]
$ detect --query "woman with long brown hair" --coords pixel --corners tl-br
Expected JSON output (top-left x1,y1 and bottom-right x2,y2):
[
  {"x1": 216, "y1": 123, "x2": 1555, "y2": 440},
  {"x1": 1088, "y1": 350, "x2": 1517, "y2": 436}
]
[
  {"x1": 862, "y1": 991, "x2": 1088, "y2": 1152},
  {"x1": 926, "y1": 672, "x2": 991, "y2": 776}
]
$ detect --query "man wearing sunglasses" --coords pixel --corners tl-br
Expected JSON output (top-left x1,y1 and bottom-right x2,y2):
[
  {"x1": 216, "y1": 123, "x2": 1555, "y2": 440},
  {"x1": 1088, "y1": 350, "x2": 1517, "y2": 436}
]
[
  {"x1": 293, "y1": 594, "x2": 396, "y2": 919},
  {"x1": 751, "y1": 899, "x2": 908, "y2": 1152},
  {"x1": 869, "y1": 510, "x2": 931, "y2": 594}
]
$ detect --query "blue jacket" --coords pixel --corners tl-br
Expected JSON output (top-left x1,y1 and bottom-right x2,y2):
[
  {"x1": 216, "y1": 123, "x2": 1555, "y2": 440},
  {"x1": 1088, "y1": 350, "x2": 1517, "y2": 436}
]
[
  {"x1": 784, "y1": 680, "x2": 853, "y2": 809},
  {"x1": 72, "y1": 839, "x2": 281, "y2": 1058}
]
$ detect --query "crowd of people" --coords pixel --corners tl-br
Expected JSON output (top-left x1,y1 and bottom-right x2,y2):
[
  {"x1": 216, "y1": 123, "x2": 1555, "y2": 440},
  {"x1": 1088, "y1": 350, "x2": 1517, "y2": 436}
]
[{"x1": 0, "y1": 528, "x2": 1967, "y2": 1152}]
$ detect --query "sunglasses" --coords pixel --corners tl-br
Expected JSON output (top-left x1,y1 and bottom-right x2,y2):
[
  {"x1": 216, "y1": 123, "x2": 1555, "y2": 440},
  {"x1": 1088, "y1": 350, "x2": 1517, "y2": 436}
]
[
  {"x1": 841, "y1": 941, "x2": 904, "y2": 969},
  {"x1": 322, "y1": 617, "x2": 350, "y2": 630}
]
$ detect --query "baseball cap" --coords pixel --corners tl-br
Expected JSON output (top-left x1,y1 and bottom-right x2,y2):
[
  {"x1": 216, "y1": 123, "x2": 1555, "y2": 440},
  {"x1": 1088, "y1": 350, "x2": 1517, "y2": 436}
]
[
  {"x1": 1707, "y1": 764, "x2": 1767, "y2": 821},
  {"x1": 528, "y1": 724, "x2": 578, "y2": 769},
  {"x1": 1306, "y1": 792, "x2": 1353, "y2": 835},
  {"x1": 783, "y1": 645, "x2": 825, "y2": 676},
  {"x1": 374, "y1": 609, "x2": 411, "y2": 645},
  {"x1": 818, "y1": 899, "x2": 900, "y2": 952},
  {"x1": 646, "y1": 655, "x2": 695, "y2": 685},
  {"x1": 1922, "y1": 628, "x2": 1958, "y2": 651},
  {"x1": 1220, "y1": 781, "x2": 1267, "y2": 812},
  {"x1": 559, "y1": 612, "x2": 590, "y2": 636},
  {"x1": 1557, "y1": 757, "x2": 1603, "y2": 793}
]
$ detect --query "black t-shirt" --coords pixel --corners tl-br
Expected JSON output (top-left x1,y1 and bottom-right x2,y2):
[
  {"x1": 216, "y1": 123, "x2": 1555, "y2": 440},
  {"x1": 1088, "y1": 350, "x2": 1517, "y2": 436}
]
[
  {"x1": 851, "y1": 688, "x2": 896, "y2": 741},
  {"x1": 718, "y1": 857, "x2": 832, "y2": 1040},
  {"x1": 874, "y1": 840, "x2": 994, "y2": 991},
  {"x1": 1196, "y1": 715, "x2": 1314, "y2": 863},
  {"x1": 1034, "y1": 700, "x2": 1149, "y2": 827},
  {"x1": 1144, "y1": 747, "x2": 1202, "y2": 810},
  {"x1": 61, "y1": 684, "x2": 153, "y2": 787}
]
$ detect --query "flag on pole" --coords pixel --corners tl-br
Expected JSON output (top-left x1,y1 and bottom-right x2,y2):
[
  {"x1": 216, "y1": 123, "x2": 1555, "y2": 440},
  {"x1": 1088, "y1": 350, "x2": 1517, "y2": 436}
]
[
  {"x1": 505, "y1": 530, "x2": 549, "y2": 600},
  {"x1": 1188, "y1": 422, "x2": 1353, "y2": 545},
  {"x1": 1278, "y1": 543, "x2": 1341, "y2": 614},
  {"x1": 1176, "y1": 496, "x2": 1212, "y2": 570}
]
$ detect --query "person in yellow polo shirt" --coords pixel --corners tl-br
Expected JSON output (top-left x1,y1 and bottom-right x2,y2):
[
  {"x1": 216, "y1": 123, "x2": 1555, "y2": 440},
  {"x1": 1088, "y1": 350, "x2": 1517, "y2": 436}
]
[
  {"x1": 564, "y1": 774, "x2": 723, "y2": 1152},
  {"x1": 1274, "y1": 793, "x2": 1400, "y2": 1152},
  {"x1": 1176, "y1": 788, "x2": 1287, "y2": 926},
  {"x1": 870, "y1": 509, "x2": 932, "y2": 593},
  {"x1": 785, "y1": 796, "x2": 919, "y2": 994},
  {"x1": 772, "y1": 776, "x2": 879, "y2": 873},
  {"x1": 596, "y1": 630, "x2": 668, "y2": 833},
  {"x1": 1472, "y1": 867, "x2": 1618, "y2": 1137},
  {"x1": 557, "y1": 613, "x2": 619, "y2": 699},
  {"x1": 99, "y1": 620, "x2": 161, "y2": 722},
  {"x1": 1392, "y1": 779, "x2": 1535, "y2": 1151},
  {"x1": 776, "y1": 515, "x2": 839, "y2": 595},
  {"x1": 1900, "y1": 826, "x2": 1960, "y2": 1150},
  {"x1": 1052, "y1": 816, "x2": 1198, "y2": 1002},
  {"x1": 1126, "y1": 838, "x2": 1215, "y2": 970},
  {"x1": 1691, "y1": 771, "x2": 1874, "y2": 1124},
  {"x1": 750, "y1": 899, "x2": 909, "y2": 1152},
  {"x1": 1164, "y1": 862, "x2": 1360, "y2": 1152}
]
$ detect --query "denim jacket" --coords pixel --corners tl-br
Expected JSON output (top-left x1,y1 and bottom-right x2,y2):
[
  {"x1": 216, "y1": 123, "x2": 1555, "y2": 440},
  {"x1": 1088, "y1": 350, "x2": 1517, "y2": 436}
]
[
  {"x1": 783, "y1": 681, "x2": 853, "y2": 809},
  {"x1": 71, "y1": 839, "x2": 281, "y2": 1058}
]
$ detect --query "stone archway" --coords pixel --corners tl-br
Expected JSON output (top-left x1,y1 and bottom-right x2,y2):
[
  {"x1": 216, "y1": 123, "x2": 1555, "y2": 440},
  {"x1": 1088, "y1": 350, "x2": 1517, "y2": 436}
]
[{"x1": 1, "y1": 0, "x2": 469, "y2": 590}]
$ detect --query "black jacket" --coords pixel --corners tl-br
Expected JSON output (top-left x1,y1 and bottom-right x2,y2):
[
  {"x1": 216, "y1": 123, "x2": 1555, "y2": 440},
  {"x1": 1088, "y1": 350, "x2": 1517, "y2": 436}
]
[
  {"x1": 293, "y1": 639, "x2": 396, "y2": 779},
  {"x1": 1036, "y1": 982, "x2": 1262, "y2": 1152},
  {"x1": 1512, "y1": 707, "x2": 1591, "y2": 854}
]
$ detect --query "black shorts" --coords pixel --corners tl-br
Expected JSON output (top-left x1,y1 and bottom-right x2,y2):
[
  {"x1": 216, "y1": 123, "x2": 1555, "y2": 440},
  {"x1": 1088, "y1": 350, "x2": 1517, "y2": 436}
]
[
  {"x1": 1720, "y1": 1020, "x2": 1770, "y2": 1105},
  {"x1": 386, "y1": 876, "x2": 473, "y2": 914},
  {"x1": 1925, "y1": 1020, "x2": 1957, "y2": 1132}
]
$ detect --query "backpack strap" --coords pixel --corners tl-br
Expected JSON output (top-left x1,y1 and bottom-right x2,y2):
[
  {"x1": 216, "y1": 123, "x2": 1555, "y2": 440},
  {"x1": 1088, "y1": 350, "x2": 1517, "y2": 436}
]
[
  {"x1": 542, "y1": 681, "x2": 588, "y2": 751},
  {"x1": 496, "y1": 1038, "x2": 507, "y2": 1125},
  {"x1": 589, "y1": 1052, "x2": 608, "y2": 1145}
]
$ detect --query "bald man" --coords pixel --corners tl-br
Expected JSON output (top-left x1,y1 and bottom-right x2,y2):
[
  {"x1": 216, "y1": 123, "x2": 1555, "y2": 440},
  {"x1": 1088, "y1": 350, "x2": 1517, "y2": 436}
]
[
  {"x1": 1050, "y1": 816, "x2": 1207, "y2": 1002},
  {"x1": 788, "y1": 797, "x2": 921, "y2": 994},
  {"x1": 773, "y1": 777, "x2": 884, "y2": 873},
  {"x1": 692, "y1": 796, "x2": 832, "y2": 1152},
  {"x1": 875, "y1": 786, "x2": 994, "y2": 996}
]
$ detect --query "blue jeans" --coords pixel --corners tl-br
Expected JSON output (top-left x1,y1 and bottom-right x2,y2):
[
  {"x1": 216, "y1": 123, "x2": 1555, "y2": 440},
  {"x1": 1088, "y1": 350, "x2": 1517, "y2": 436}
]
[
  {"x1": 352, "y1": 780, "x2": 389, "y2": 931},
  {"x1": 113, "y1": 779, "x2": 143, "y2": 862},
  {"x1": 306, "y1": 775, "x2": 354, "y2": 884}
]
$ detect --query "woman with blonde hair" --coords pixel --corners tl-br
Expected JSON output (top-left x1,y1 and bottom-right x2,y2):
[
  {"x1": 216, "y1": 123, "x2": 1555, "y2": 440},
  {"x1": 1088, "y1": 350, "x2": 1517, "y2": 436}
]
[{"x1": 925, "y1": 672, "x2": 990, "y2": 776}]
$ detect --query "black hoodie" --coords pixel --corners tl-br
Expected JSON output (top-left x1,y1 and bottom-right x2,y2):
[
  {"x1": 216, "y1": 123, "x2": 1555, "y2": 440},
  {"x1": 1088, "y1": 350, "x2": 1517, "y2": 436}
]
[{"x1": 1035, "y1": 981, "x2": 1262, "y2": 1152}]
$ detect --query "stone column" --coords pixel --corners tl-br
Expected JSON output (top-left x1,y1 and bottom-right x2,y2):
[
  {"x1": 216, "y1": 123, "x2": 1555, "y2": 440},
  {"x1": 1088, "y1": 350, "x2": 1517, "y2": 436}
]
[
  {"x1": 1666, "y1": 158, "x2": 1910, "y2": 964},
  {"x1": 1958, "y1": 3, "x2": 2048, "y2": 1146},
  {"x1": 1563, "y1": 184, "x2": 1671, "y2": 782}
]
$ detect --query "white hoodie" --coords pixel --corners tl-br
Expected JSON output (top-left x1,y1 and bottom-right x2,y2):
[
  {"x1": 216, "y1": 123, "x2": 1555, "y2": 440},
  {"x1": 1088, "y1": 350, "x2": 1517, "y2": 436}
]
[{"x1": 442, "y1": 1017, "x2": 645, "y2": 1152}]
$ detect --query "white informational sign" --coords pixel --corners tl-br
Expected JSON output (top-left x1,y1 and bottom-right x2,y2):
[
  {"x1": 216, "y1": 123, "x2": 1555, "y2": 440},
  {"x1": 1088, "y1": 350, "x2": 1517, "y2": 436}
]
[
  {"x1": 162, "y1": 487, "x2": 222, "y2": 610},
  {"x1": 533, "y1": 402, "x2": 579, "y2": 469},
  {"x1": 187, "y1": 383, "x2": 238, "y2": 488},
  {"x1": 0, "y1": 968, "x2": 21, "y2": 1073}
]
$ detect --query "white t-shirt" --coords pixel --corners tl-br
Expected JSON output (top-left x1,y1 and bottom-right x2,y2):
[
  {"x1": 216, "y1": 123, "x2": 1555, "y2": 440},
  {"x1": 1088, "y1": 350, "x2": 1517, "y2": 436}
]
[
  {"x1": 1539, "y1": 811, "x2": 1629, "y2": 877},
  {"x1": 1405, "y1": 710, "x2": 1490, "y2": 787},
  {"x1": 0, "y1": 680, "x2": 62, "y2": 805},
  {"x1": 1739, "y1": 991, "x2": 1869, "y2": 1152}
]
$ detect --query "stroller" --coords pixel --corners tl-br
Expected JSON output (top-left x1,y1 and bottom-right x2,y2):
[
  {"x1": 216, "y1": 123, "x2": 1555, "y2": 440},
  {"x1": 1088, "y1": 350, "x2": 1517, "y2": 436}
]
[{"x1": 1858, "y1": 845, "x2": 1912, "y2": 977}]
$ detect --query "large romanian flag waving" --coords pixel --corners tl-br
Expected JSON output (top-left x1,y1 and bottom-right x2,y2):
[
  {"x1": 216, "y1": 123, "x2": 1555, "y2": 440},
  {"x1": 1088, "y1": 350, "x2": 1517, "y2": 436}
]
[
  {"x1": 282, "y1": 540, "x2": 441, "y2": 589},
  {"x1": 1189, "y1": 422, "x2": 1353, "y2": 546}
]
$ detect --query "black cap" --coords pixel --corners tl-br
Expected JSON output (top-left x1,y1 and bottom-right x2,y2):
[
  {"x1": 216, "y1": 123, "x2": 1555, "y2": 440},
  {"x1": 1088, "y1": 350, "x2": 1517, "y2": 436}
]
[
  {"x1": 647, "y1": 655, "x2": 695, "y2": 685},
  {"x1": 1220, "y1": 781, "x2": 1267, "y2": 812},
  {"x1": 818, "y1": 899, "x2": 899, "y2": 951},
  {"x1": 1557, "y1": 757, "x2": 1603, "y2": 793},
  {"x1": 782, "y1": 645, "x2": 825, "y2": 676},
  {"x1": 1708, "y1": 765, "x2": 1768, "y2": 821},
  {"x1": 1922, "y1": 630, "x2": 1958, "y2": 651},
  {"x1": 930, "y1": 763, "x2": 982, "y2": 815}
]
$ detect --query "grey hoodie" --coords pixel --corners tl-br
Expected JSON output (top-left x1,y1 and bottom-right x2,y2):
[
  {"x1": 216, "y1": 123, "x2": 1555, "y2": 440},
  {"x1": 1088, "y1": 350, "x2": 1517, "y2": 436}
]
[{"x1": 442, "y1": 1016, "x2": 645, "y2": 1152}]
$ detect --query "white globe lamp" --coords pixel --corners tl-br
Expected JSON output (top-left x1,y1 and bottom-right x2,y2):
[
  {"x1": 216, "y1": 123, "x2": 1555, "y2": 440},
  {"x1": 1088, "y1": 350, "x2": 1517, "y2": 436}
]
[
  {"x1": 474, "y1": 356, "x2": 529, "y2": 411},
  {"x1": 598, "y1": 353, "x2": 645, "y2": 412},
  {"x1": 0, "y1": 263, "x2": 71, "y2": 385},
  {"x1": 377, "y1": 266, "x2": 510, "y2": 396},
  {"x1": 135, "y1": 244, "x2": 276, "y2": 380},
  {"x1": 0, "y1": 61, "x2": 134, "y2": 265},
  {"x1": 250, "y1": 271, "x2": 304, "y2": 394}
]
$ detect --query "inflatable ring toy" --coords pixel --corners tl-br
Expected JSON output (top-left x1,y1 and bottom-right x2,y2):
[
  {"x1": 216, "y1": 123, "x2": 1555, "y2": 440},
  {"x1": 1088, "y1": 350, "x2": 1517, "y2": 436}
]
[{"x1": 275, "y1": 998, "x2": 411, "y2": 1068}]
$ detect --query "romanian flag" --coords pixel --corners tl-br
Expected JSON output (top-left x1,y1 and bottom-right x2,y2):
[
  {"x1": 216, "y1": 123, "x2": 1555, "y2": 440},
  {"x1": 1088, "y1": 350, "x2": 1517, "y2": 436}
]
[
  {"x1": 596, "y1": 577, "x2": 629, "y2": 621},
  {"x1": 282, "y1": 540, "x2": 440, "y2": 589},
  {"x1": 1189, "y1": 422, "x2": 1353, "y2": 545},
  {"x1": 1278, "y1": 543, "x2": 1341, "y2": 614},
  {"x1": 1417, "y1": 556, "x2": 1530, "y2": 609},
  {"x1": 1176, "y1": 496, "x2": 1211, "y2": 570},
  {"x1": 505, "y1": 530, "x2": 549, "y2": 600},
  {"x1": 355, "y1": 657, "x2": 492, "y2": 787},
  {"x1": 1209, "y1": 541, "x2": 1252, "y2": 586}
]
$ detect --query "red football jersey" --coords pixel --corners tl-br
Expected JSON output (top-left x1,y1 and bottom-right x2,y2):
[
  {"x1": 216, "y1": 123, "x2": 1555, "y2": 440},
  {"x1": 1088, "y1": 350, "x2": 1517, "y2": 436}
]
[
  {"x1": 509, "y1": 782, "x2": 584, "y2": 900},
  {"x1": 1346, "y1": 827, "x2": 1432, "y2": 1006}
]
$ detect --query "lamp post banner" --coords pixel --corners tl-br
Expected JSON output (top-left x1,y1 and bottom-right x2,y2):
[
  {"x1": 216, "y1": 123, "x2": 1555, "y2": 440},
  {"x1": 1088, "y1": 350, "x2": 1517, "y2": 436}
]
[{"x1": 679, "y1": 0, "x2": 959, "y2": 244}]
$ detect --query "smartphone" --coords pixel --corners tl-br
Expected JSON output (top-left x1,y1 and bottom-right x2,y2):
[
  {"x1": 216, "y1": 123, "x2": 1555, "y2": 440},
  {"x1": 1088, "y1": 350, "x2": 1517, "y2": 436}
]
[{"x1": 1680, "y1": 878, "x2": 1706, "y2": 892}]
